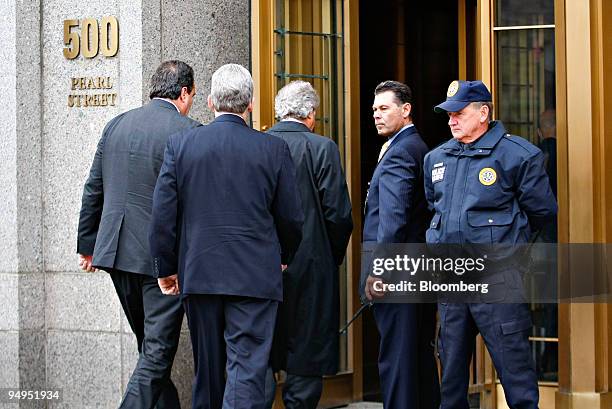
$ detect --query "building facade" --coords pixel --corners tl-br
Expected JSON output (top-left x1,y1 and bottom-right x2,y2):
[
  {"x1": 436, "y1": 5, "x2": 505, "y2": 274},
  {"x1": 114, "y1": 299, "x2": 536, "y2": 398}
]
[
  {"x1": 1, "y1": 0, "x2": 610, "y2": 408},
  {"x1": 0, "y1": 1, "x2": 250, "y2": 407}
]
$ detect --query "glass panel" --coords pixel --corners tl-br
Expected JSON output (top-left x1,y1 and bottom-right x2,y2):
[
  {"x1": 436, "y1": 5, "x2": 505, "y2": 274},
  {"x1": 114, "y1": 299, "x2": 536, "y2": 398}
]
[
  {"x1": 496, "y1": 29, "x2": 556, "y2": 146},
  {"x1": 496, "y1": 0, "x2": 554, "y2": 26},
  {"x1": 495, "y1": 0, "x2": 557, "y2": 387},
  {"x1": 496, "y1": 27, "x2": 558, "y2": 206},
  {"x1": 274, "y1": 0, "x2": 345, "y2": 150},
  {"x1": 531, "y1": 340, "x2": 559, "y2": 383},
  {"x1": 274, "y1": 0, "x2": 348, "y2": 373},
  {"x1": 530, "y1": 304, "x2": 558, "y2": 338}
]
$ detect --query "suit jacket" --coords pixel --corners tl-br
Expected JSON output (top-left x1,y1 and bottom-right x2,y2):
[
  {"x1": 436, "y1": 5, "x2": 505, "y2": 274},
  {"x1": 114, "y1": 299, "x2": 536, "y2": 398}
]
[
  {"x1": 363, "y1": 125, "x2": 430, "y2": 243},
  {"x1": 362, "y1": 126, "x2": 440, "y2": 408},
  {"x1": 267, "y1": 121, "x2": 353, "y2": 375},
  {"x1": 149, "y1": 114, "x2": 304, "y2": 301},
  {"x1": 361, "y1": 125, "x2": 430, "y2": 293},
  {"x1": 77, "y1": 99, "x2": 201, "y2": 276}
]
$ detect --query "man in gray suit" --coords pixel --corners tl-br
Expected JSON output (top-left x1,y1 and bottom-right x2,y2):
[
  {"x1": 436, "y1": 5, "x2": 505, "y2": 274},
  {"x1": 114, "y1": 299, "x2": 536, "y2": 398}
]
[{"x1": 77, "y1": 60, "x2": 201, "y2": 409}]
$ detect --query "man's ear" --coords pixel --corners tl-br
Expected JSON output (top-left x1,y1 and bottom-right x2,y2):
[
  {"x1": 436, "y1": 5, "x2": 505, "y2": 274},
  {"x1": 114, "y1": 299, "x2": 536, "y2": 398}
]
[
  {"x1": 207, "y1": 95, "x2": 214, "y2": 112},
  {"x1": 180, "y1": 86, "x2": 189, "y2": 100},
  {"x1": 247, "y1": 100, "x2": 254, "y2": 113},
  {"x1": 480, "y1": 105, "x2": 490, "y2": 123},
  {"x1": 403, "y1": 103, "x2": 412, "y2": 118}
]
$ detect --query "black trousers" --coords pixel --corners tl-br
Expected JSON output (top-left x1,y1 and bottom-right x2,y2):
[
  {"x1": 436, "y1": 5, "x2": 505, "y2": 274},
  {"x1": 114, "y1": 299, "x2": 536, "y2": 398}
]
[
  {"x1": 263, "y1": 368, "x2": 323, "y2": 409},
  {"x1": 109, "y1": 270, "x2": 184, "y2": 409},
  {"x1": 373, "y1": 303, "x2": 440, "y2": 409},
  {"x1": 183, "y1": 294, "x2": 278, "y2": 409}
]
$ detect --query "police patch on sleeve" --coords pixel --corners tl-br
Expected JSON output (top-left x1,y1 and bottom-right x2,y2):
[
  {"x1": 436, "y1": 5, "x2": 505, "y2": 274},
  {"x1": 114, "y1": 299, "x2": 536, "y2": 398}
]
[
  {"x1": 478, "y1": 167, "x2": 497, "y2": 186},
  {"x1": 432, "y1": 163, "x2": 446, "y2": 183}
]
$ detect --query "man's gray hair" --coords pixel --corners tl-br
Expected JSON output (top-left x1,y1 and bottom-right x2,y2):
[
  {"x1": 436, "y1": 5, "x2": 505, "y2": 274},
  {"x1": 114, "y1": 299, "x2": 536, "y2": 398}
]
[
  {"x1": 275, "y1": 81, "x2": 320, "y2": 120},
  {"x1": 471, "y1": 101, "x2": 494, "y2": 121},
  {"x1": 209, "y1": 64, "x2": 253, "y2": 114}
]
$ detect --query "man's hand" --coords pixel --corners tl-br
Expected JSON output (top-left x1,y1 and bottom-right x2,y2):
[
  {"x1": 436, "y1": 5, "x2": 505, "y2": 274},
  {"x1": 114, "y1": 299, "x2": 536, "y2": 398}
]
[
  {"x1": 281, "y1": 264, "x2": 288, "y2": 272},
  {"x1": 78, "y1": 254, "x2": 97, "y2": 272},
  {"x1": 158, "y1": 274, "x2": 180, "y2": 295},
  {"x1": 365, "y1": 275, "x2": 385, "y2": 301}
]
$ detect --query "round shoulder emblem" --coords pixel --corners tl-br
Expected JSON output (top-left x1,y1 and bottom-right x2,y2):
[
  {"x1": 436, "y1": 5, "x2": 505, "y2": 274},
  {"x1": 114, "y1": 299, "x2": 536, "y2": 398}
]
[
  {"x1": 478, "y1": 167, "x2": 497, "y2": 186},
  {"x1": 447, "y1": 81, "x2": 460, "y2": 97}
]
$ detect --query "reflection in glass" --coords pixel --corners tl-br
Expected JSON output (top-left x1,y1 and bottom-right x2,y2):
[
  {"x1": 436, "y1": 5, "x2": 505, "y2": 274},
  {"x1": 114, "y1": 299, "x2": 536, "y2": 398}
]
[
  {"x1": 274, "y1": 0, "x2": 344, "y2": 146},
  {"x1": 531, "y1": 340, "x2": 559, "y2": 383},
  {"x1": 531, "y1": 304, "x2": 558, "y2": 338},
  {"x1": 496, "y1": 0, "x2": 554, "y2": 26},
  {"x1": 496, "y1": 29, "x2": 556, "y2": 145}
]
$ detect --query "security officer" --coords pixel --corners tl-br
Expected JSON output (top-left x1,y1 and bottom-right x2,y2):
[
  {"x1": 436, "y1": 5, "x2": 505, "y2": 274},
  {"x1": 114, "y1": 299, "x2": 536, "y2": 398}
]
[{"x1": 424, "y1": 80, "x2": 557, "y2": 409}]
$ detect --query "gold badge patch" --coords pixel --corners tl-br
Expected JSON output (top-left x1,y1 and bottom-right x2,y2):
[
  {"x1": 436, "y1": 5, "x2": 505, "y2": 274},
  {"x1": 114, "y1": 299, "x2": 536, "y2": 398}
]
[
  {"x1": 447, "y1": 81, "x2": 459, "y2": 97},
  {"x1": 479, "y1": 167, "x2": 497, "y2": 186}
]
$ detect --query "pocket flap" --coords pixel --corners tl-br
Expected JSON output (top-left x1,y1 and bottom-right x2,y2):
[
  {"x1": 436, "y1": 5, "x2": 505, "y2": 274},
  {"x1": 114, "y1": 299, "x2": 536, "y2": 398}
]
[
  {"x1": 430, "y1": 213, "x2": 442, "y2": 229},
  {"x1": 500, "y1": 317, "x2": 532, "y2": 335},
  {"x1": 467, "y1": 210, "x2": 514, "y2": 227}
]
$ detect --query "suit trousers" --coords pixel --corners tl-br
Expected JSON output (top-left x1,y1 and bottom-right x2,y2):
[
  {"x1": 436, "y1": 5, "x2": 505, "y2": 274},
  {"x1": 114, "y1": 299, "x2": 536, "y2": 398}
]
[
  {"x1": 109, "y1": 270, "x2": 184, "y2": 409},
  {"x1": 183, "y1": 295, "x2": 278, "y2": 409},
  {"x1": 438, "y1": 302, "x2": 538, "y2": 409},
  {"x1": 263, "y1": 368, "x2": 323, "y2": 409},
  {"x1": 373, "y1": 303, "x2": 440, "y2": 409}
]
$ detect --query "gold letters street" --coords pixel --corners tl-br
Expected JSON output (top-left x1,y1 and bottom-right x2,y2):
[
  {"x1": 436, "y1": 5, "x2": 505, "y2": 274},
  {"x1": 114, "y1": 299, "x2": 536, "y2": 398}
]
[{"x1": 68, "y1": 76, "x2": 117, "y2": 108}]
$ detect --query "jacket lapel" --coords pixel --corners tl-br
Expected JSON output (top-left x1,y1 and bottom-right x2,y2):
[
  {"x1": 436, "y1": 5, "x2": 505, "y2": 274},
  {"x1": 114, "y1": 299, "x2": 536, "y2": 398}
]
[{"x1": 377, "y1": 125, "x2": 417, "y2": 164}]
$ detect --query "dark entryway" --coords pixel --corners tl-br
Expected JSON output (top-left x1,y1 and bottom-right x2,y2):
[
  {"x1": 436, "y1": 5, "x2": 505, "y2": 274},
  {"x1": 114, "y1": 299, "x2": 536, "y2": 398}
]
[{"x1": 357, "y1": 0, "x2": 475, "y2": 400}]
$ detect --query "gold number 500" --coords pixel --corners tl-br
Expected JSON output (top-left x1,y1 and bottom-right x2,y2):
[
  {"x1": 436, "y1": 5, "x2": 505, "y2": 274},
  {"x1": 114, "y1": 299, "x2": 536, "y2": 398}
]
[{"x1": 63, "y1": 16, "x2": 119, "y2": 59}]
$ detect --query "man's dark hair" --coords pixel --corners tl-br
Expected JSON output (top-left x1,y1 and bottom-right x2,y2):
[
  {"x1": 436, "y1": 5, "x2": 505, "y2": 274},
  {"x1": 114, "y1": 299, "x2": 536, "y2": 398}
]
[
  {"x1": 374, "y1": 80, "x2": 413, "y2": 105},
  {"x1": 149, "y1": 60, "x2": 194, "y2": 100}
]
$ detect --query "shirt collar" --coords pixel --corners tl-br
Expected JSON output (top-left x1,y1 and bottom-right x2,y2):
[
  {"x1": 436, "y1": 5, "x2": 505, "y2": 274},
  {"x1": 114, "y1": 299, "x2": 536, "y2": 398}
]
[
  {"x1": 152, "y1": 97, "x2": 180, "y2": 113},
  {"x1": 215, "y1": 112, "x2": 245, "y2": 120},
  {"x1": 282, "y1": 117, "x2": 306, "y2": 125},
  {"x1": 153, "y1": 97, "x2": 181, "y2": 114},
  {"x1": 387, "y1": 123, "x2": 414, "y2": 144}
]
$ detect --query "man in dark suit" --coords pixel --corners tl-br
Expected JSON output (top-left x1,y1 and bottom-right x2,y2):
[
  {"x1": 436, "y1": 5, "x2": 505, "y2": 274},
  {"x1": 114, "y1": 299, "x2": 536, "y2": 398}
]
[
  {"x1": 149, "y1": 64, "x2": 304, "y2": 409},
  {"x1": 362, "y1": 81, "x2": 440, "y2": 409},
  {"x1": 264, "y1": 81, "x2": 353, "y2": 409},
  {"x1": 77, "y1": 60, "x2": 201, "y2": 408}
]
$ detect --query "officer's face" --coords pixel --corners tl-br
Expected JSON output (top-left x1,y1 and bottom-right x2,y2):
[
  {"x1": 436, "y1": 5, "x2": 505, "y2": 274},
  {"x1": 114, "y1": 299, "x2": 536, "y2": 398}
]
[
  {"x1": 372, "y1": 91, "x2": 411, "y2": 137},
  {"x1": 447, "y1": 103, "x2": 488, "y2": 142}
]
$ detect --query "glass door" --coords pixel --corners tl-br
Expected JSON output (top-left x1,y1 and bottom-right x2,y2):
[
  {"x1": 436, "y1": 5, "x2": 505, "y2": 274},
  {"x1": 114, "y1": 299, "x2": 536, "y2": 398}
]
[
  {"x1": 251, "y1": 1, "x2": 356, "y2": 407},
  {"x1": 273, "y1": 0, "x2": 349, "y2": 375},
  {"x1": 493, "y1": 0, "x2": 558, "y2": 407}
]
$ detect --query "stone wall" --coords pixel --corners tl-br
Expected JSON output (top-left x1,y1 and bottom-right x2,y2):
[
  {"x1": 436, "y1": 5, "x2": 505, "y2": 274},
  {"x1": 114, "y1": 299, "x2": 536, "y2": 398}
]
[{"x1": 0, "y1": 0, "x2": 250, "y2": 407}]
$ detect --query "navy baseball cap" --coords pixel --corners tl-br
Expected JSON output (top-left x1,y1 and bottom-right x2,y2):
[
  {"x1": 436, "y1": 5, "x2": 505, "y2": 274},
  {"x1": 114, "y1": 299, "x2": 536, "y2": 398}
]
[{"x1": 434, "y1": 80, "x2": 492, "y2": 113}]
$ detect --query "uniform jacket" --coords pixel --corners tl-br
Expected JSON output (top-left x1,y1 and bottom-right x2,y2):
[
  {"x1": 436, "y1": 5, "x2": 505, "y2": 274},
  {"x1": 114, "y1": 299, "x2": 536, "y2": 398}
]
[
  {"x1": 424, "y1": 121, "x2": 557, "y2": 246},
  {"x1": 149, "y1": 114, "x2": 304, "y2": 301},
  {"x1": 267, "y1": 121, "x2": 353, "y2": 376},
  {"x1": 77, "y1": 99, "x2": 201, "y2": 275}
]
